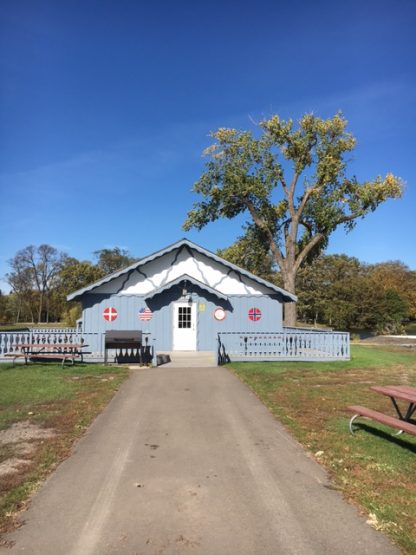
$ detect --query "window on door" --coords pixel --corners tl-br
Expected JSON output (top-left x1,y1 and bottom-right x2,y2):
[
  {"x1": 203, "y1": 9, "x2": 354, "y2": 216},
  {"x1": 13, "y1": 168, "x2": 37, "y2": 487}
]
[{"x1": 178, "y1": 306, "x2": 192, "y2": 328}]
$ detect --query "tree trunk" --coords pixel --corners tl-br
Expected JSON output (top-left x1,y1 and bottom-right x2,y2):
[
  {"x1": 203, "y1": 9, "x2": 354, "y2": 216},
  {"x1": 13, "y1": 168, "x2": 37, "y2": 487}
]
[
  {"x1": 284, "y1": 302, "x2": 297, "y2": 327},
  {"x1": 15, "y1": 299, "x2": 21, "y2": 324},
  {"x1": 283, "y1": 271, "x2": 297, "y2": 327},
  {"x1": 38, "y1": 292, "x2": 43, "y2": 323}
]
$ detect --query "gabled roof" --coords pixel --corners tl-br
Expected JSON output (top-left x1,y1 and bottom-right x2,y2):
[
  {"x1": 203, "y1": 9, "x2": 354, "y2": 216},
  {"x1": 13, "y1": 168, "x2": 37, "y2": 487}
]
[
  {"x1": 144, "y1": 273, "x2": 228, "y2": 301},
  {"x1": 67, "y1": 238, "x2": 297, "y2": 302}
]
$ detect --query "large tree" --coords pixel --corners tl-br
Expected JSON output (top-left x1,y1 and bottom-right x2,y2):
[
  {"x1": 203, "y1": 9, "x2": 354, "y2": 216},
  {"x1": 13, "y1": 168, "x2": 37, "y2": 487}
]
[
  {"x1": 6, "y1": 258, "x2": 37, "y2": 322},
  {"x1": 368, "y1": 261, "x2": 416, "y2": 320},
  {"x1": 54, "y1": 258, "x2": 106, "y2": 324},
  {"x1": 217, "y1": 226, "x2": 275, "y2": 282},
  {"x1": 6, "y1": 245, "x2": 67, "y2": 323},
  {"x1": 93, "y1": 247, "x2": 136, "y2": 275},
  {"x1": 59, "y1": 258, "x2": 105, "y2": 296},
  {"x1": 183, "y1": 113, "x2": 403, "y2": 325}
]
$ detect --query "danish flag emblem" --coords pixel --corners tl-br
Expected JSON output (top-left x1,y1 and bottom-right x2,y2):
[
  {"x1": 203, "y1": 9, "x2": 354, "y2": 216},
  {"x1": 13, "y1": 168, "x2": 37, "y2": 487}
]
[{"x1": 103, "y1": 307, "x2": 118, "y2": 321}]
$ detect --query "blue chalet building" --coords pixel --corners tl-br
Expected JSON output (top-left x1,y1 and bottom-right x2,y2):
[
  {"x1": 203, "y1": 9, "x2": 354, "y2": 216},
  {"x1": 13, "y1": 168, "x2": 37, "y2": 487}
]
[{"x1": 67, "y1": 239, "x2": 349, "y2": 363}]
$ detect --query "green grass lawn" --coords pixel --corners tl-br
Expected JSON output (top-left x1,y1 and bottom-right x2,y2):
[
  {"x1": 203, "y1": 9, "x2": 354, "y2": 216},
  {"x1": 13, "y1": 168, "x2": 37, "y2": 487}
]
[
  {"x1": 0, "y1": 362, "x2": 129, "y2": 538},
  {"x1": 2, "y1": 347, "x2": 415, "y2": 550},
  {"x1": 229, "y1": 345, "x2": 416, "y2": 554}
]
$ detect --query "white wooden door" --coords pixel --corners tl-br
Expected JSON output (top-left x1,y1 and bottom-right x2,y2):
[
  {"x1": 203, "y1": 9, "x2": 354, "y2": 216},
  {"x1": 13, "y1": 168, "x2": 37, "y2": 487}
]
[{"x1": 173, "y1": 302, "x2": 197, "y2": 350}]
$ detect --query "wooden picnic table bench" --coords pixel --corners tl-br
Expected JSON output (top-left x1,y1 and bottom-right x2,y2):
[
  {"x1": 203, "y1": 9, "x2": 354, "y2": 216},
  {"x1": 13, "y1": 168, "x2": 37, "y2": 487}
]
[
  {"x1": 348, "y1": 385, "x2": 416, "y2": 437},
  {"x1": 5, "y1": 343, "x2": 87, "y2": 368}
]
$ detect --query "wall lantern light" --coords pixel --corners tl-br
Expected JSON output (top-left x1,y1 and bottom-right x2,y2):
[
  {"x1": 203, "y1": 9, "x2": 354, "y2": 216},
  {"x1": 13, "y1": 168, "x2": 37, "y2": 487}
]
[{"x1": 182, "y1": 281, "x2": 193, "y2": 303}]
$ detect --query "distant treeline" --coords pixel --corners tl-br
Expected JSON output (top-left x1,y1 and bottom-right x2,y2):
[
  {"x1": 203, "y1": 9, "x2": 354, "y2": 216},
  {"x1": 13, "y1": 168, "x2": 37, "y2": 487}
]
[
  {"x1": 1, "y1": 244, "x2": 415, "y2": 333},
  {"x1": 0, "y1": 245, "x2": 136, "y2": 326},
  {"x1": 218, "y1": 242, "x2": 416, "y2": 334},
  {"x1": 294, "y1": 255, "x2": 416, "y2": 333}
]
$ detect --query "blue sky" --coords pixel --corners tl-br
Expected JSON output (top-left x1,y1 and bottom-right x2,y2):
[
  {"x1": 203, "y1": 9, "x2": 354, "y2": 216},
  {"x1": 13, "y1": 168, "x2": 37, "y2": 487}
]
[{"x1": 0, "y1": 0, "x2": 415, "y2": 292}]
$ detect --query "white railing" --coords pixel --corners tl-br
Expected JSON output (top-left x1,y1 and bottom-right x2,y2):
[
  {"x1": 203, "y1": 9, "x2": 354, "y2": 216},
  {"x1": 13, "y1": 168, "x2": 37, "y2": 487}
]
[
  {"x1": 0, "y1": 330, "x2": 80, "y2": 352},
  {"x1": 217, "y1": 330, "x2": 350, "y2": 363},
  {"x1": 1, "y1": 328, "x2": 350, "y2": 364},
  {"x1": 0, "y1": 329, "x2": 154, "y2": 363}
]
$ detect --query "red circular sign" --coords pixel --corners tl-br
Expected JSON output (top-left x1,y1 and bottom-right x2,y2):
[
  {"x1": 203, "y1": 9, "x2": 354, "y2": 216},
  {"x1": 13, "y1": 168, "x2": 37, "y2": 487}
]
[
  {"x1": 248, "y1": 307, "x2": 262, "y2": 321},
  {"x1": 103, "y1": 307, "x2": 118, "y2": 322}
]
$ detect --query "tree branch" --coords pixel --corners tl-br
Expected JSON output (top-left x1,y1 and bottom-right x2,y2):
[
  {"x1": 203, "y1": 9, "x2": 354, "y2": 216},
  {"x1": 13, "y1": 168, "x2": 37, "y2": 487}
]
[
  {"x1": 244, "y1": 198, "x2": 286, "y2": 270},
  {"x1": 280, "y1": 175, "x2": 289, "y2": 200},
  {"x1": 336, "y1": 210, "x2": 365, "y2": 226},
  {"x1": 289, "y1": 172, "x2": 300, "y2": 198},
  {"x1": 297, "y1": 186, "x2": 316, "y2": 218},
  {"x1": 294, "y1": 233, "x2": 325, "y2": 274},
  {"x1": 275, "y1": 217, "x2": 292, "y2": 233}
]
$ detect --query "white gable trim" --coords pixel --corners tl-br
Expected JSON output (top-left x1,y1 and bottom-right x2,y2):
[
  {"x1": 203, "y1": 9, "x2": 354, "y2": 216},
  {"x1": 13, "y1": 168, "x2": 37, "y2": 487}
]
[
  {"x1": 104, "y1": 250, "x2": 272, "y2": 296},
  {"x1": 67, "y1": 239, "x2": 297, "y2": 302},
  {"x1": 144, "y1": 274, "x2": 228, "y2": 301}
]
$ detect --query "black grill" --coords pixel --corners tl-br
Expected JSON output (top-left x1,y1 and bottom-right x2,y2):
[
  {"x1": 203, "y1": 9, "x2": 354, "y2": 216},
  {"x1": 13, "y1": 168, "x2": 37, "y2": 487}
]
[
  {"x1": 105, "y1": 330, "x2": 142, "y2": 348},
  {"x1": 104, "y1": 330, "x2": 151, "y2": 364}
]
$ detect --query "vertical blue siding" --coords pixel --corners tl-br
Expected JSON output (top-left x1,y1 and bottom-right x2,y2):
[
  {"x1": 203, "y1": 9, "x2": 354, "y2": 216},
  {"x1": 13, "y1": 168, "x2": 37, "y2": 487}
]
[
  {"x1": 195, "y1": 294, "x2": 282, "y2": 351},
  {"x1": 81, "y1": 285, "x2": 283, "y2": 353}
]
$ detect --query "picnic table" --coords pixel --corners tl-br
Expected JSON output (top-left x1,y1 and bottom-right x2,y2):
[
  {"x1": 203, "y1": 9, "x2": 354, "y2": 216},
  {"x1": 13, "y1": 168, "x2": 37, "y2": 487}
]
[
  {"x1": 348, "y1": 385, "x2": 416, "y2": 437},
  {"x1": 5, "y1": 343, "x2": 87, "y2": 368}
]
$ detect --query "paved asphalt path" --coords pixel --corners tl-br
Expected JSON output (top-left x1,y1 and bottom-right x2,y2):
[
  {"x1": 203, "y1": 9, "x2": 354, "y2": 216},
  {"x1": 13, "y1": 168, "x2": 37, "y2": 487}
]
[{"x1": 1, "y1": 367, "x2": 399, "y2": 555}]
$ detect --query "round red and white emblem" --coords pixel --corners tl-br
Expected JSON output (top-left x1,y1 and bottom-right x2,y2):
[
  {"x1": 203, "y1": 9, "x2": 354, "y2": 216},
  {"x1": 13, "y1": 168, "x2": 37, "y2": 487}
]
[
  {"x1": 103, "y1": 307, "x2": 118, "y2": 321},
  {"x1": 248, "y1": 307, "x2": 262, "y2": 321},
  {"x1": 214, "y1": 307, "x2": 226, "y2": 321}
]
